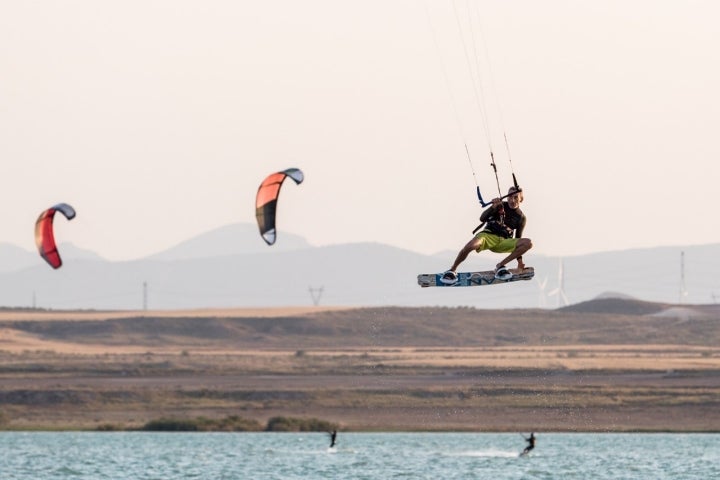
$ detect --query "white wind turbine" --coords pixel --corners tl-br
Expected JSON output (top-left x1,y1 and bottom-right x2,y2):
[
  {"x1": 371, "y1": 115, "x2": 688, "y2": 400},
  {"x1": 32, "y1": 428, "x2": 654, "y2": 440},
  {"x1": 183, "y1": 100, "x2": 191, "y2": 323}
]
[
  {"x1": 548, "y1": 258, "x2": 569, "y2": 307},
  {"x1": 535, "y1": 275, "x2": 549, "y2": 308}
]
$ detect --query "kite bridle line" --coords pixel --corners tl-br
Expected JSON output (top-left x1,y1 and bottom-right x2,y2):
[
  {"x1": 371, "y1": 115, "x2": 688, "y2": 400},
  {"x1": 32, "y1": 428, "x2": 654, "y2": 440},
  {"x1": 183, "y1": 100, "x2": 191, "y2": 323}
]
[
  {"x1": 424, "y1": 0, "x2": 522, "y2": 209},
  {"x1": 475, "y1": 149, "x2": 503, "y2": 207},
  {"x1": 422, "y1": 0, "x2": 484, "y2": 197},
  {"x1": 505, "y1": 132, "x2": 521, "y2": 194},
  {"x1": 476, "y1": 134, "x2": 521, "y2": 207},
  {"x1": 467, "y1": 1, "x2": 522, "y2": 209},
  {"x1": 452, "y1": 0, "x2": 501, "y2": 206},
  {"x1": 477, "y1": 170, "x2": 521, "y2": 207},
  {"x1": 464, "y1": 143, "x2": 483, "y2": 197}
]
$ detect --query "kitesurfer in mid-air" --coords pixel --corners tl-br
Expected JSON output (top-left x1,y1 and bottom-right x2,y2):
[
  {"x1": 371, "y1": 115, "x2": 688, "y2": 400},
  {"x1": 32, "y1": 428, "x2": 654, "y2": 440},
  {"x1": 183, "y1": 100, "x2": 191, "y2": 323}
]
[
  {"x1": 441, "y1": 186, "x2": 532, "y2": 284},
  {"x1": 329, "y1": 430, "x2": 337, "y2": 448},
  {"x1": 520, "y1": 432, "x2": 536, "y2": 456}
]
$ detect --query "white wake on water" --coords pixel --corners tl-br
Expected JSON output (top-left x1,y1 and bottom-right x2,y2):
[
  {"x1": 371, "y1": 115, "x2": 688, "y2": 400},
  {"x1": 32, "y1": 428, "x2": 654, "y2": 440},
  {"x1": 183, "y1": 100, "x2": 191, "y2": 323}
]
[{"x1": 449, "y1": 448, "x2": 519, "y2": 458}]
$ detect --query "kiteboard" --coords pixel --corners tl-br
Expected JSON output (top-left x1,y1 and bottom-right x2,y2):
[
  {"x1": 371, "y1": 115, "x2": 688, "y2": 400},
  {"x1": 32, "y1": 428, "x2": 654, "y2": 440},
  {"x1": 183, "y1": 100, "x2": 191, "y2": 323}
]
[{"x1": 417, "y1": 267, "x2": 534, "y2": 288}]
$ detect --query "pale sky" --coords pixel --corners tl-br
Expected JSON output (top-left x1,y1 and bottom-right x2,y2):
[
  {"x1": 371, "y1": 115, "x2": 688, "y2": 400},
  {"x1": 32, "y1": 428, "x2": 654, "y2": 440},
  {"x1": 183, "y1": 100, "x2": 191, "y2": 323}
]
[{"x1": 2, "y1": 1, "x2": 719, "y2": 261}]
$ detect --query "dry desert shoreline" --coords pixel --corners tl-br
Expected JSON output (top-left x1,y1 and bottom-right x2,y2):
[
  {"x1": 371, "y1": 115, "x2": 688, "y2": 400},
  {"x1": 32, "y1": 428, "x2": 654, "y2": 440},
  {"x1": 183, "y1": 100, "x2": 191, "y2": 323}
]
[{"x1": 1, "y1": 302, "x2": 719, "y2": 432}]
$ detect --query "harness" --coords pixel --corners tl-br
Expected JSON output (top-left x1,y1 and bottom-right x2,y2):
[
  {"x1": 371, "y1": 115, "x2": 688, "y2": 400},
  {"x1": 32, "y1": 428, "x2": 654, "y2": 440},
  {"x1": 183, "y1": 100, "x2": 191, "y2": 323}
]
[{"x1": 483, "y1": 220, "x2": 514, "y2": 239}]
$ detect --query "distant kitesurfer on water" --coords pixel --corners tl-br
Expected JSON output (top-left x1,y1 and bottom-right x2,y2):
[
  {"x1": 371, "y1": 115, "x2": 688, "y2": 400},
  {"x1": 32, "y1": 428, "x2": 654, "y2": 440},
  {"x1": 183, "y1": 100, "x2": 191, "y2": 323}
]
[
  {"x1": 329, "y1": 430, "x2": 337, "y2": 448},
  {"x1": 441, "y1": 186, "x2": 532, "y2": 285},
  {"x1": 521, "y1": 432, "x2": 536, "y2": 456}
]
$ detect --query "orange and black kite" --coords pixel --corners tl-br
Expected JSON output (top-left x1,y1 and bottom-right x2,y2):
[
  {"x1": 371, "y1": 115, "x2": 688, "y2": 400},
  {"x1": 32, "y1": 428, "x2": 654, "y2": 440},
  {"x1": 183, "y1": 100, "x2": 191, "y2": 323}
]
[{"x1": 255, "y1": 168, "x2": 304, "y2": 245}]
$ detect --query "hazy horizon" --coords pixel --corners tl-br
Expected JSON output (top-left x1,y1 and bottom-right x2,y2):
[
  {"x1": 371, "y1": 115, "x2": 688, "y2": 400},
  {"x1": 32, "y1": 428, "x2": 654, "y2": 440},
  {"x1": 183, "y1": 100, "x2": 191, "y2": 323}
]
[{"x1": 4, "y1": 219, "x2": 719, "y2": 264}]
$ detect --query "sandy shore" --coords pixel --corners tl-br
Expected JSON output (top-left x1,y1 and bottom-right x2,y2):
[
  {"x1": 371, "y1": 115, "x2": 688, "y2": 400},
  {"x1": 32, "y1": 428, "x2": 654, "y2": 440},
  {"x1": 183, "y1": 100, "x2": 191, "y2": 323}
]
[
  {"x1": 1, "y1": 305, "x2": 719, "y2": 431},
  {"x1": 0, "y1": 306, "x2": 353, "y2": 322},
  {"x1": 2, "y1": 346, "x2": 719, "y2": 432}
]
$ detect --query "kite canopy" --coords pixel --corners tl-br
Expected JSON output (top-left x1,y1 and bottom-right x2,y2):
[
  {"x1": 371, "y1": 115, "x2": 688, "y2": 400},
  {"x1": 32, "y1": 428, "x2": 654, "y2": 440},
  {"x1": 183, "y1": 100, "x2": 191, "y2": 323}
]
[
  {"x1": 255, "y1": 168, "x2": 304, "y2": 245},
  {"x1": 34, "y1": 203, "x2": 76, "y2": 269}
]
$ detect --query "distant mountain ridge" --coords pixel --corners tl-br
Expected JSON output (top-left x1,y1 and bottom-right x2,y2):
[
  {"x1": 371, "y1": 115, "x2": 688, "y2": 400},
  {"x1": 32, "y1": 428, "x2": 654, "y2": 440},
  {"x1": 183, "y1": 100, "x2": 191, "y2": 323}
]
[
  {"x1": 147, "y1": 223, "x2": 312, "y2": 260},
  {"x1": 1, "y1": 223, "x2": 718, "y2": 310},
  {"x1": 0, "y1": 241, "x2": 105, "y2": 273},
  {"x1": 0, "y1": 242, "x2": 38, "y2": 273}
]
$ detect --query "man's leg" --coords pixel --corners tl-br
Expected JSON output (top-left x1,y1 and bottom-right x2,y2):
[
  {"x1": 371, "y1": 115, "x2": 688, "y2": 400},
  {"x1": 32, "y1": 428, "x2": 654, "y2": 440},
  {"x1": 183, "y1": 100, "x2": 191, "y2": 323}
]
[
  {"x1": 449, "y1": 236, "x2": 482, "y2": 272},
  {"x1": 496, "y1": 238, "x2": 532, "y2": 269}
]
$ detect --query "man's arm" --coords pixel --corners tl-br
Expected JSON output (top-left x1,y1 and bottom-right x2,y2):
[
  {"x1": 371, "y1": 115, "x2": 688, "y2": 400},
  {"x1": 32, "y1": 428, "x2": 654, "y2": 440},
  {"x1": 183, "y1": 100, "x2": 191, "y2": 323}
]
[
  {"x1": 516, "y1": 213, "x2": 527, "y2": 269},
  {"x1": 514, "y1": 213, "x2": 527, "y2": 238},
  {"x1": 480, "y1": 198, "x2": 502, "y2": 223}
]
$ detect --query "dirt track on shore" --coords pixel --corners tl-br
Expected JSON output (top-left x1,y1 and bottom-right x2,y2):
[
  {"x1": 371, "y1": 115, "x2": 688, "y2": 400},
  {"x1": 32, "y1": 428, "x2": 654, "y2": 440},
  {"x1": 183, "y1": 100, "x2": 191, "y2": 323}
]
[{"x1": 2, "y1": 348, "x2": 719, "y2": 432}]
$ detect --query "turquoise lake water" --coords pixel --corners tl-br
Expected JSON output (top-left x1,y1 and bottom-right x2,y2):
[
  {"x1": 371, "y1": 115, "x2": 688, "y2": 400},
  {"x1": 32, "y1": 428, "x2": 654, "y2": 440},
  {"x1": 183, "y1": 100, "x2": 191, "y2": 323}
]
[{"x1": 1, "y1": 432, "x2": 718, "y2": 479}]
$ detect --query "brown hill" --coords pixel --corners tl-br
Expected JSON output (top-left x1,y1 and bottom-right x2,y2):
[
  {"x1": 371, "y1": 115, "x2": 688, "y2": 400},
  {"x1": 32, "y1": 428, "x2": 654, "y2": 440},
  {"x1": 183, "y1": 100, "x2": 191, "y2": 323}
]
[
  {"x1": 559, "y1": 298, "x2": 669, "y2": 315},
  {"x1": 1, "y1": 299, "x2": 719, "y2": 349}
]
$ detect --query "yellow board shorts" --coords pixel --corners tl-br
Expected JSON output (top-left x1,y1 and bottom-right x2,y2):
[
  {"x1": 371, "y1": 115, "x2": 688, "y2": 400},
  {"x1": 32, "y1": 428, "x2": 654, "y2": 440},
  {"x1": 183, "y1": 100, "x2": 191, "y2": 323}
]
[{"x1": 474, "y1": 232, "x2": 518, "y2": 253}]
